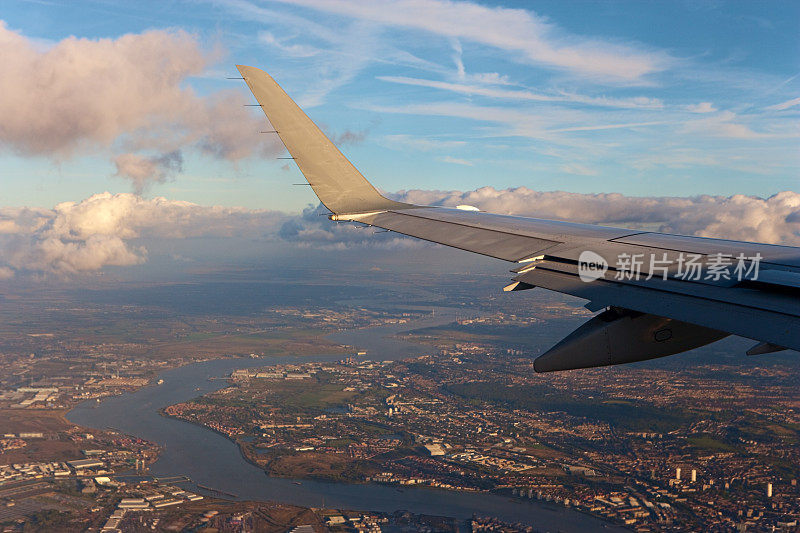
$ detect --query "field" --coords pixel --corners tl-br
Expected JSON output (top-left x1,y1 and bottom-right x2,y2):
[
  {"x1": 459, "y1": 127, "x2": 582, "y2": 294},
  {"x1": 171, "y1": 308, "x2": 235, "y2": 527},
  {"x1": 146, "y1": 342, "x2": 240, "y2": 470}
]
[
  {"x1": 0, "y1": 409, "x2": 86, "y2": 464},
  {"x1": 0, "y1": 409, "x2": 73, "y2": 435}
]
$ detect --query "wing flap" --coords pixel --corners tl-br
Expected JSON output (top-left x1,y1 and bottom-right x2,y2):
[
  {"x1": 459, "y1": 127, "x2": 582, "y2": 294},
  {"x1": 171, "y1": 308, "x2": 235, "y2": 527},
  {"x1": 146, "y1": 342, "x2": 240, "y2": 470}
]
[{"x1": 514, "y1": 267, "x2": 800, "y2": 352}]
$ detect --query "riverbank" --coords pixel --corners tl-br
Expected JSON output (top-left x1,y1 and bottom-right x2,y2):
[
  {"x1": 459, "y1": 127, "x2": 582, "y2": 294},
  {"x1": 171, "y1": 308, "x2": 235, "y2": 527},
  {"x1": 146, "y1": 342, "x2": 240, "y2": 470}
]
[
  {"x1": 161, "y1": 403, "x2": 614, "y2": 532},
  {"x1": 66, "y1": 321, "x2": 624, "y2": 530}
]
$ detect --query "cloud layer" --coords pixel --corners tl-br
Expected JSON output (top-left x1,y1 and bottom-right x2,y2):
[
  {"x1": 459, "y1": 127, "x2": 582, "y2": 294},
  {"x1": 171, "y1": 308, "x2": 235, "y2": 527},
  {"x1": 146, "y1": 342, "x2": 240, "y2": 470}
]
[
  {"x1": 279, "y1": 189, "x2": 800, "y2": 250},
  {"x1": 0, "y1": 188, "x2": 797, "y2": 279}
]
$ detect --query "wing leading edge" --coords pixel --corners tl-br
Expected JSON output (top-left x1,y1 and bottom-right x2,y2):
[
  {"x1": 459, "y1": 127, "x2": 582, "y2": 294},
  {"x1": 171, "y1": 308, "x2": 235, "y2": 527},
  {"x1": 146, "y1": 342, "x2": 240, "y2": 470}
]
[{"x1": 237, "y1": 64, "x2": 800, "y2": 371}]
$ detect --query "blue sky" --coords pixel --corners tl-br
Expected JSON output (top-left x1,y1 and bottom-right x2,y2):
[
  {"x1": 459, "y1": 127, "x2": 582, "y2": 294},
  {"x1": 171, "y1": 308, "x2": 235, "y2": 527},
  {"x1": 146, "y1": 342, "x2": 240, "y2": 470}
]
[{"x1": 1, "y1": 0, "x2": 798, "y2": 212}]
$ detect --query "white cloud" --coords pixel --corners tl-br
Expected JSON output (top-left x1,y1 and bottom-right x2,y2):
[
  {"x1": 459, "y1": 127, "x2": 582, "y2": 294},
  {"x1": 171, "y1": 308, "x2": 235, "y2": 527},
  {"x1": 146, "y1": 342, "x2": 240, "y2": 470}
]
[
  {"x1": 560, "y1": 163, "x2": 598, "y2": 176},
  {"x1": 377, "y1": 75, "x2": 664, "y2": 109},
  {"x1": 279, "y1": 189, "x2": 800, "y2": 251},
  {"x1": 450, "y1": 37, "x2": 465, "y2": 80},
  {"x1": 766, "y1": 96, "x2": 800, "y2": 111},
  {"x1": 270, "y1": 0, "x2": 671, "y2": 83},
  {"x1": 382, "y1": 134, "x2": 467, "y2": 152},
  {"x1": 469, "y1": 72, "x2": 512, "y2": 85},
  {"x1": 685, "y1": 102, "x2": 716, "y2": 113},
  {"x1": 393, "y1": 187, "x2": 800, "y2": 245},
  {"x1": 549, "y1": 121, "x2": 667, "y2": 132},
  {"x1": 364, "y1": 101, "x2": 563, "y2": 140},
  {"x1": 293, "y1": 20, "x2": 382, "y2": 108},
  {"x1": 258, "y1": 31, "x2": 321, "y2": 57},
  {"x1": 439, "y1": 155, "x2": 473, "y2": 166},
  {"x1": 0, "y1": 21, "x2": 281, "y2": 166},
  {"x1": 228, "y1": 4, "x2": 389, "y2": 108},
  {"x1": 2, "y1": 188, "x2": 797, "y2": 279},
  {"x1": 680, "y1": 111, "x2": 767, "y2": 139},
  {"x1": 0, "y1": 193, "x2": 288, "y2": 277},
  {"x1": 364, "y1": 100, "x2": 669, "y2": 144},
  {"x1": 278, "y1": 204, "x2": 424, "y2": 251},
  {"x1": 114, "y1": 151, "x2": 183, "y2": 194}
]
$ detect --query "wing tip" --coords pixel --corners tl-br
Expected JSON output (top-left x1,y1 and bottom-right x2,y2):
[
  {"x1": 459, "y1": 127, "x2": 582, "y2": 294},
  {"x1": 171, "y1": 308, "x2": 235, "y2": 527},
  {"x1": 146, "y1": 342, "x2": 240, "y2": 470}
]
[{"x1": 236, "y1": 64, "x2": 267, "y2": 78}]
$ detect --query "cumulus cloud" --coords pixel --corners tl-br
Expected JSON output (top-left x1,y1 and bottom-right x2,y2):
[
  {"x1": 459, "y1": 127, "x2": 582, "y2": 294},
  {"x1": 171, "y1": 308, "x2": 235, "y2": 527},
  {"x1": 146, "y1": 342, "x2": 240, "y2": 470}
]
[
  {"x1": 114, "y1": 151, "x2": 183, "y2": 194},
  {"x1": 2, "y1": 188, "x2": 797, "y2": 279},
  {"x1": 393, "y1": 187, "x2": 800, "y2": 245},
  {"x1": 0, "y1": 21, "x2": 280, "y2": 171},
  {"x1": 278, "y1": 204, "x2": 425, "y2": 251},
  {"x1": 276, "y1": 189, "x2": 799, "y2": 252},
  {"x1": 0, "y1": 193, "x2": 288, "y2": 278}
]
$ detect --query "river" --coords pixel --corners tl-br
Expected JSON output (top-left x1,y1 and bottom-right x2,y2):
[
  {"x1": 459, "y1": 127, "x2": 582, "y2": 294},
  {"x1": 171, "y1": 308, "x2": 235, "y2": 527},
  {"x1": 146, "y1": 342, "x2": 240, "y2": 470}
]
[{"x1": 67, "y1": 307, "x2": 622, "y2": 532}]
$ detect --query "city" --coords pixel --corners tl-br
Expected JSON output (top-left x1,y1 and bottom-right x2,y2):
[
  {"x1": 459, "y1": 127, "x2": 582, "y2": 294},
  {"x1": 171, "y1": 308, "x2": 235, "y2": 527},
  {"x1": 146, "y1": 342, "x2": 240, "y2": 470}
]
[
  {"x1": 0, "y1": 272, "x2": 797, "y2": 531},
  {"x1": 164, "y1": 340, "x2": 800, "y2": 530}
]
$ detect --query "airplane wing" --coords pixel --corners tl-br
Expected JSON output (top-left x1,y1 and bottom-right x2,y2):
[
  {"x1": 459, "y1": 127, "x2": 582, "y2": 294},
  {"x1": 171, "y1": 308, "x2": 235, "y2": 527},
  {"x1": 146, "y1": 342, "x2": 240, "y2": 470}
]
[{"x1": 237, "y1": 65, "x2": 800, "y2": 372}]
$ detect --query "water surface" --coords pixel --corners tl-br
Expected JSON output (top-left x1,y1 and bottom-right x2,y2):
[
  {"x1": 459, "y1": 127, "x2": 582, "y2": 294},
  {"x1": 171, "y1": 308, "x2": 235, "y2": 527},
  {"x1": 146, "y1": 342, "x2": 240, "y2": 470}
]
[{"x1": 68, "y1": 309, "x2": 622, "y2": 531}]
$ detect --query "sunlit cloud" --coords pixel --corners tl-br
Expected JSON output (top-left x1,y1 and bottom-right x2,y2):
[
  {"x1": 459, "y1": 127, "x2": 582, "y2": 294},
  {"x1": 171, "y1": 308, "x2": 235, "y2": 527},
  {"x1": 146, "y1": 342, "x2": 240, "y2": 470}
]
[
  {"x1": 393, "y1": 187, "x2": 800, "y2": 245},
  {"x1": 0, "y1": 21, "x2": 281, "y2": 188},
  {"x1": 113, "y1": 151, "x2": 184, "y2": 195},
  {"x1": 0, "y1": 193, "x2": 288, "y2": 278},
  {"x1": 2, "y1": 186, "x2": 797, "y2": 279}
]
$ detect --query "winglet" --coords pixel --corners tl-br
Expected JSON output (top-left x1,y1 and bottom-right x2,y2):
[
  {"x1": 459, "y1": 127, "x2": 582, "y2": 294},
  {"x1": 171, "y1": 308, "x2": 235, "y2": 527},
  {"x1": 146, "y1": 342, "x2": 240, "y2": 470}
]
[{"x1": 237, "y1": 65, "x2": 412, "y2": 215}]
